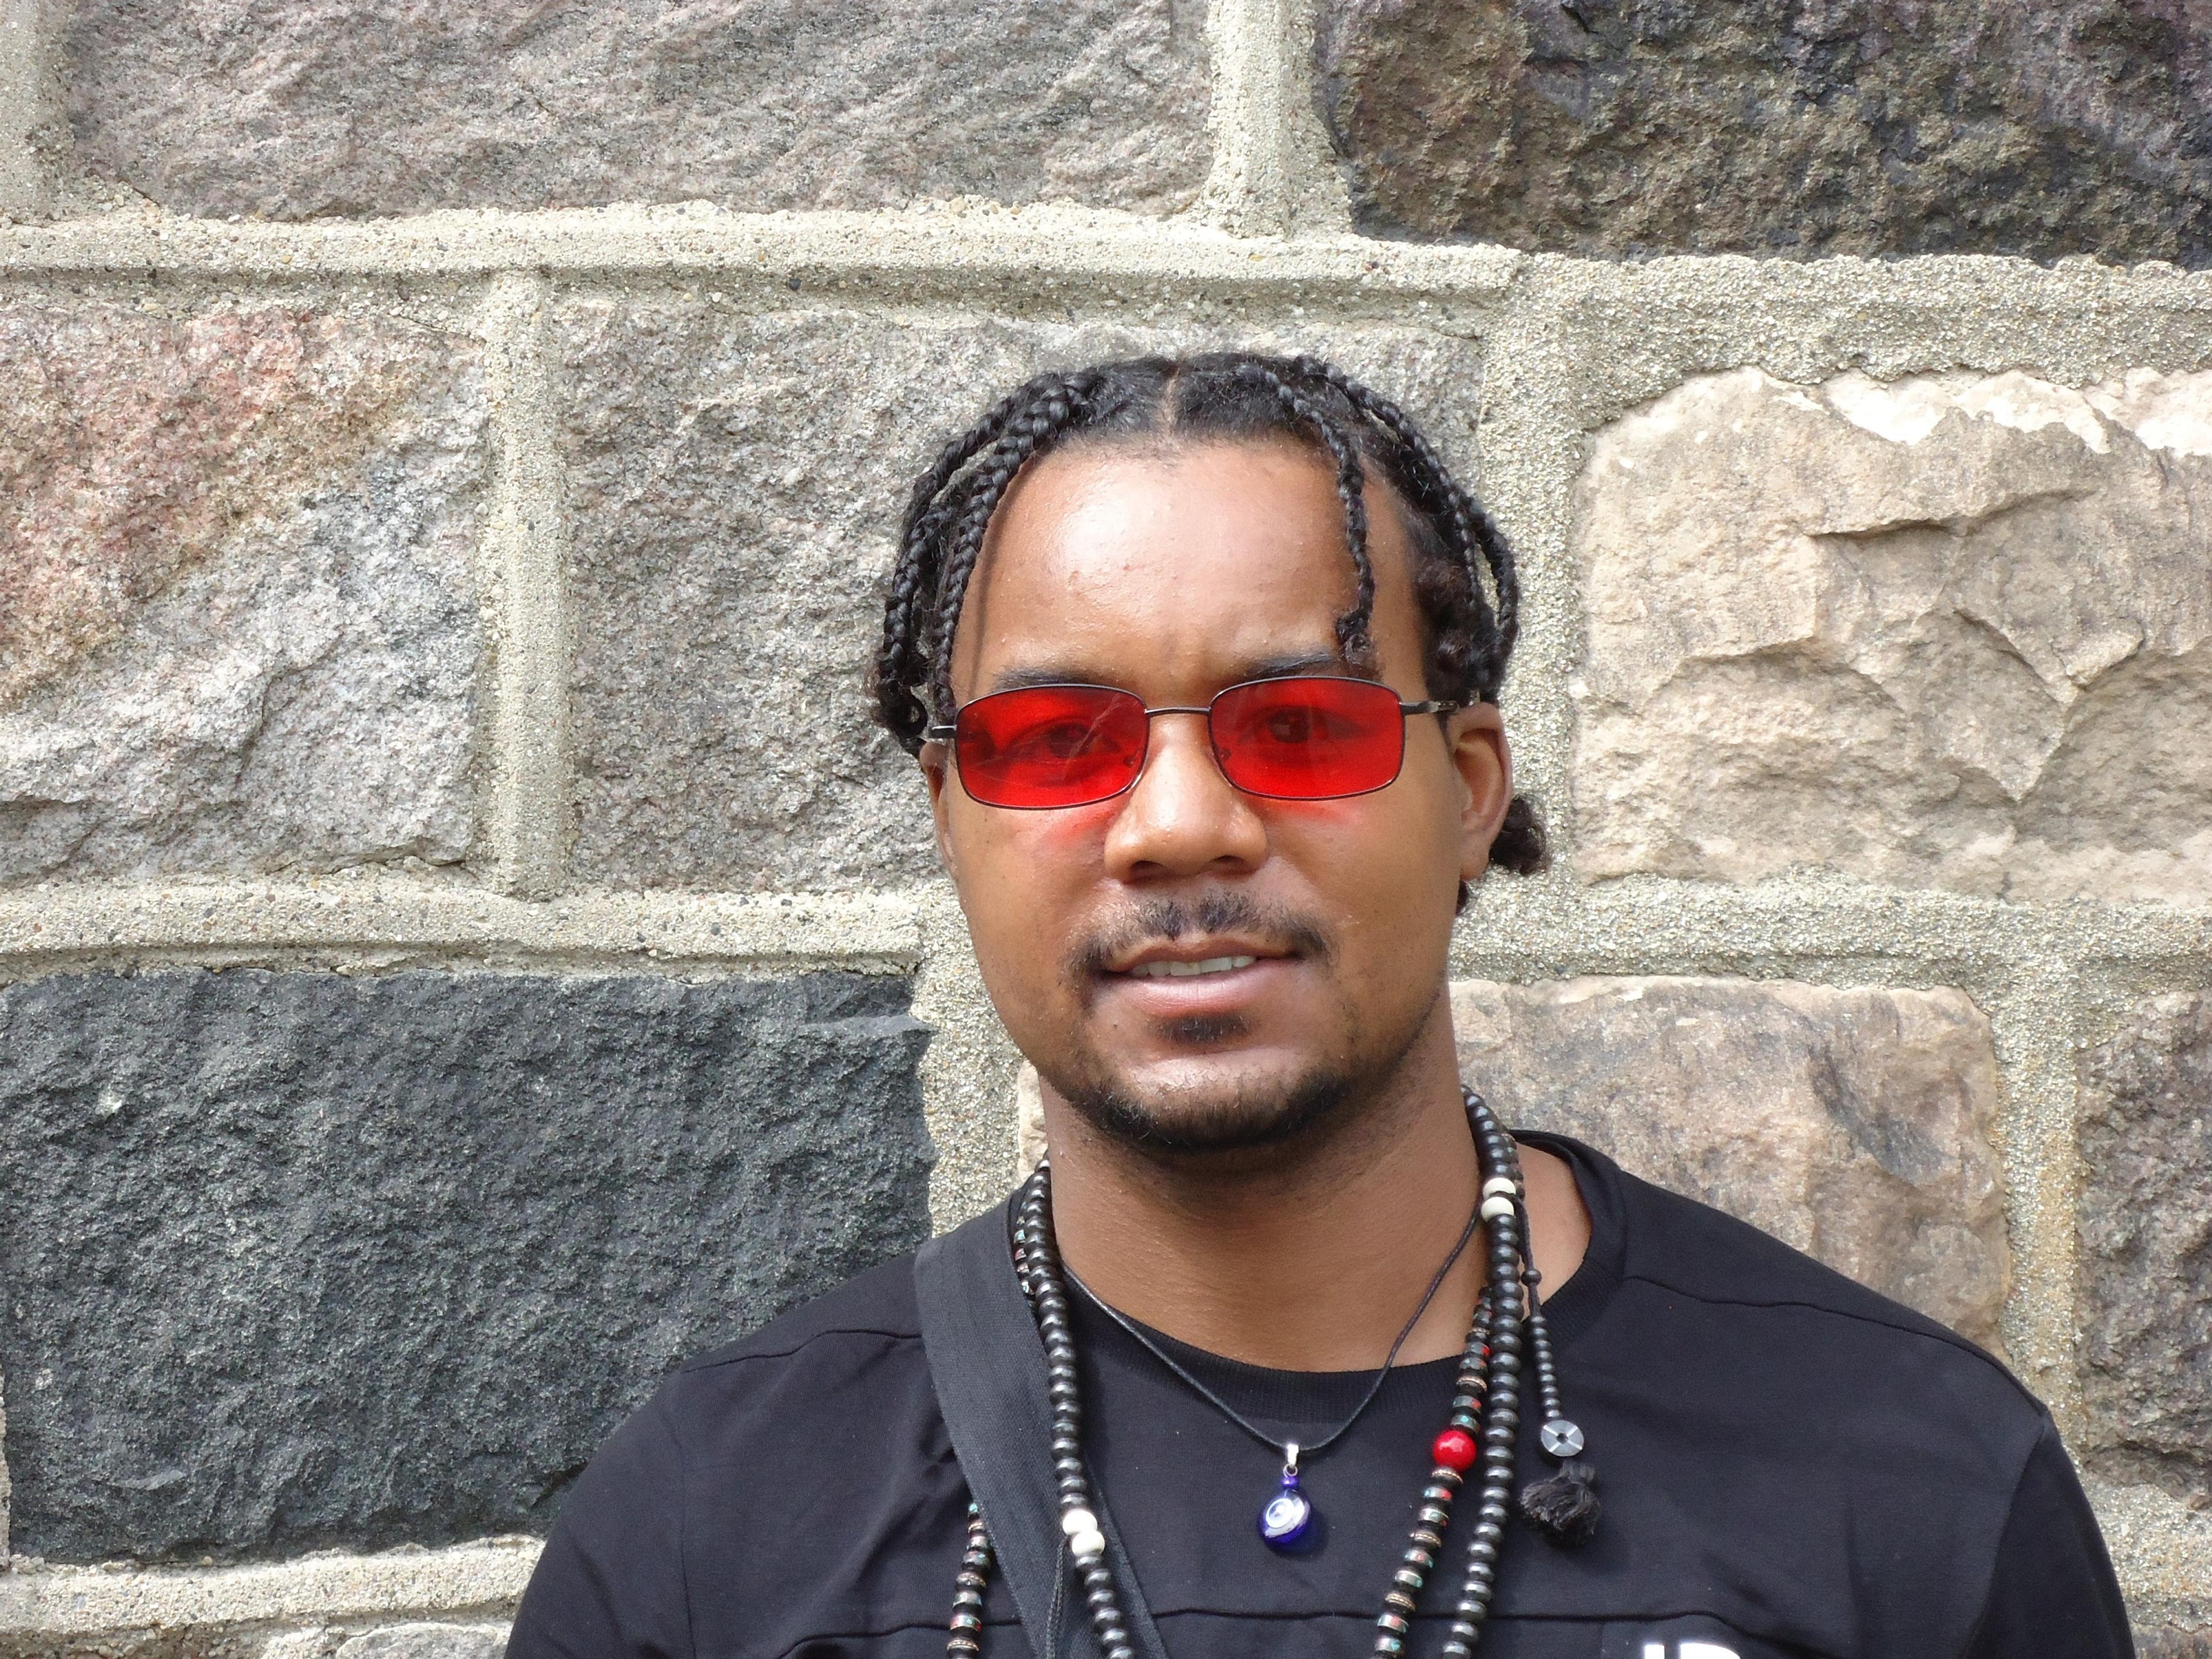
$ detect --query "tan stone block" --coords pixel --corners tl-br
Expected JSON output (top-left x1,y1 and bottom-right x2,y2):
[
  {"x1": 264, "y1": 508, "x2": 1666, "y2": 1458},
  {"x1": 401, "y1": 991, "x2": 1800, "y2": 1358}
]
[
  {"x1": 262, "y1": 1627, "x2": 509, "y2": 1659},
  {"x1": 0, "y1": 304, "x2": 486, "y2": 882},
  {"x1": 334, "y1": 1626, "x2": 509, "y2": 1659},
  {"x1": 1016, "y1": 1062, "x2": 1048, "y2": 1176},
  {"x1": 2079, "y1": 992, "x2": 2212, "y2": 1507},
  {"x1": 1454, "y1": 975, "x2": 2008, "y2": 1346},
  {"x1": 1571, "y1": 366, "x2": 2212, "y2": 906}
]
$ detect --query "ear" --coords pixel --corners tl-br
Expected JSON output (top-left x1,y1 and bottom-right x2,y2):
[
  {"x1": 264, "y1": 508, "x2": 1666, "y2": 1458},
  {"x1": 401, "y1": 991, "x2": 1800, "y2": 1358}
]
[
  {"x1": 921, "y1": 743, "x2": 961, "y2": 882},
  {"x1": 1447, "y1": 703, "x2": 1512, "y2": 886}
]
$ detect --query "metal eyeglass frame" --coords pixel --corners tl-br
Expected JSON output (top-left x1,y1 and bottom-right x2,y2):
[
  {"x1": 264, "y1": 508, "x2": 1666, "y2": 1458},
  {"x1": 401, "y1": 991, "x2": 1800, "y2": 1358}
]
[{"x1": 924, "y1": 676, "x2": 1463, "y2": 808}]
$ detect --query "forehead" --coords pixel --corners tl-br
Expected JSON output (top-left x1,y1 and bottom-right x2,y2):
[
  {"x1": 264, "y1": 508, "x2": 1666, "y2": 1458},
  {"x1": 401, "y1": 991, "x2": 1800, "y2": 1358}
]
[{"x1": 950, "y1": 438, "x2": 1419, "y2": 698}]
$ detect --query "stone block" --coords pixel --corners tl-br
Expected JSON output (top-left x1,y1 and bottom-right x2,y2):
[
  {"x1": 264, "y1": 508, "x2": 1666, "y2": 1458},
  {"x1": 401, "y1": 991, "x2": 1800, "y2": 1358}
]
[
  {"x1": 2079, "y1": 993, "x2": 2212, "y2": 1507},
  {"x1": 1453, "y1": 976, "x2": 2008, "y2": 1345},
  {"x1": 0, "y1": 968, "x2": 931, "y2": 1562},
  {"x1": 554, "y1": 305, "x2": 1485, "y2": 890},
  {"x1": 0, "y1": 305, "x2": 486, "y2": 884},
  {"x1": 1571, "y1": 367, "x2": 2212, "y2": 906},
  {"x1": 263, "y1": 1627, "x2": 510, "y2": 1659},
  {"x1": 338, "y1": 1628, "x2": 506, "y2": 1659},
  {"x1": 1316, "y1": 0, "x2": 2212, "y2": 263},
  {"x1": 64, "y1": 1, "x2": 1208, "y2": 219},
  {"x1": 2138, "y1": 1633, "x2": 2212, "y2": 1659}
]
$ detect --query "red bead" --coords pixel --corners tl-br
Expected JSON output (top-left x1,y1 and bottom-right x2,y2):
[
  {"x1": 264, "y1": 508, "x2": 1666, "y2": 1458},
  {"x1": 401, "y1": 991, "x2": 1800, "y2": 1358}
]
[{"x1": 1431, "y1": 1429, "x2": 1478, "y2": 1471}]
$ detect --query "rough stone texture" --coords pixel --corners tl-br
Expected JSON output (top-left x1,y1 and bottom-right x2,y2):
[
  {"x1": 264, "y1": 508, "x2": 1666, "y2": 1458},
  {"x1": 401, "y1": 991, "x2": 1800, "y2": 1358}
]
[
  {"x1": 0, "y1": 305, "x2": 486, "y2": 884},
  {"x1": 65, "y1": 1, "x2": 1209, "y2": 219},
  {"x1": 555, "y1": 305, "x2": 1484, "y2": 890},
  {"x1": 1316, "y1": 0, "x2": 2212, "y2": 264},
  {"x1": 335, "y1": 1626, "x2": 506, "y2": 1659},
  {"x1": 1452, "y1": 975, "x2": 2008, "y2": 1346},
  {"x1": 1571, "y1": 366, "x2": 2212, "y2": 907},
  {"x1": 263, "y1": 1624, "x2": 510, "y2": 1659},
  {"x1": 0, "y1": 968, "x2": 931, "y2": 1562},
  {"x1": 2139, "y1": 1633, "x2": 2212, "y2": 1659},
  {"x1": 1015, "y1": 1062, "x2": 1048, "y2": 1176},
  {"x1": 0, "y1": 1538, "x2": 537, "y2": 1647},
  {"x1": 2079, "y1": 993, "x2": 2212, "y2": 1508},
  {"x1": 1, "y1": 1339, "x2": 10, "y2": 1552}
]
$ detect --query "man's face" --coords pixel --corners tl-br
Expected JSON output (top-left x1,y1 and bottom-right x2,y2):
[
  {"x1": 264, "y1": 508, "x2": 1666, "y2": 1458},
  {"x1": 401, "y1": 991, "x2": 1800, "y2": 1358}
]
[{"x1": 926, "y1": 438, "x2": 1510, "y2": 1154}]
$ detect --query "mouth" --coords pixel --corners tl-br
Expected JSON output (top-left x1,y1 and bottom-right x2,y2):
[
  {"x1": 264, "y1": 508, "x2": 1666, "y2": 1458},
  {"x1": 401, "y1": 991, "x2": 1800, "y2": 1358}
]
[
  {"x1": 1124, "y1": 955, "x2": 1259, "y2": 980},
  {"x1": 1106, "y1": 935, "x2": 1294, "y2": 980},
  {"x1": 1095, "y1": 939, "x2": 1303, "y2": 1025}
]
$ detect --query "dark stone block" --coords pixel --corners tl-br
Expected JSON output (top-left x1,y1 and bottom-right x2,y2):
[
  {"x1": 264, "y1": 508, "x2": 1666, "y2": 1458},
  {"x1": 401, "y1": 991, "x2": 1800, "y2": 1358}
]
[
  {"x1": 2078, "y1": 992, "x2": 2212, "y2": 1508},
  {"x1": 0, "y1": 968, "x2": 933, "y2": 1562},
  {"x1": 1317, "y1": 0, "x2": 2212, "y2": 265}
]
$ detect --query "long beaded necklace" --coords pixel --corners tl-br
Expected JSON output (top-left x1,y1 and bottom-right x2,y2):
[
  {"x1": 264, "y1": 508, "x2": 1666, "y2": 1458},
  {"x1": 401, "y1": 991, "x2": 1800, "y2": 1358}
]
[{"x1": 945, "y1": 1090, "x2": 1598, "y2": 1659}]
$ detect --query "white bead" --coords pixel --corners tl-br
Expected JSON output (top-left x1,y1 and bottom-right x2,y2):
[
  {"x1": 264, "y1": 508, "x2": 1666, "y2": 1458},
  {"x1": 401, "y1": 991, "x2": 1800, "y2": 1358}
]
[
  {"x1": 1060, "y1": 1507, "x2": 1099, "y2": 1537},
  {"x1": 1069, "y1": 1528, "x2": 1108, "y2": 1561},
  {"x1": 1481, "y1": 1176, "x2": 1518, "y2": 1199},
  {"x1": 1480, "y1": 1194, "x2": 1515, "y2": 1221}
]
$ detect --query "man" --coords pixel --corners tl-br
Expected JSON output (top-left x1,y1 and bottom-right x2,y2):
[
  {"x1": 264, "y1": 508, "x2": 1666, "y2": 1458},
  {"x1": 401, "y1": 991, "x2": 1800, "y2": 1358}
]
[{"x1": 509, "y1": 353, "x2": 2133, "y2": 1658}]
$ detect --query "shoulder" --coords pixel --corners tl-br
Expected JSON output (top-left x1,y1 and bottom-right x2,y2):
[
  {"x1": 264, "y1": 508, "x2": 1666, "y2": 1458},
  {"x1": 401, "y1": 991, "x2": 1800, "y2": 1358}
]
[
  {"x1": 1579, "y1": 1147, "x2": 2052, "y2": 1504},
  {"x1": 546, "y1": 1252, "x2": 944, "y2": 1558},
  {"x1": 1525, "y1": 1143, "x2": 2078, "y2": 1653},
  {"x1": 1610, "y1": 1158, "x2": 2032, "y2": 1404},
  {"x1": 654, "y1": 1253, "x2": 933, "y2": 1446},
  {"x1": 513, "y1": 1253, "x2": 970, "y2": 1655},
  {"x1": 680, "y1": 1251, "x2": 924, "y2": 1373}
]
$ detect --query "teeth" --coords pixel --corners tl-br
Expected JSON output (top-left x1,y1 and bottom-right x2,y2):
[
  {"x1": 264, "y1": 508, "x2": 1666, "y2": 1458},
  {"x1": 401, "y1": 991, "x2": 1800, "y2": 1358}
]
[{"x1": 1128, "y1": 955, "x2": 1257, "y2": 979}]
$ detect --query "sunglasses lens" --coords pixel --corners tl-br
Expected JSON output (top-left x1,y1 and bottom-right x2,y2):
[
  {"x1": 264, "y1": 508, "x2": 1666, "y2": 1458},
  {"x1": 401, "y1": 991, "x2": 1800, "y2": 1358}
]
[
  {"x1": 1211, "y1": 677, "x2": 1407, "y2": 799},
  {"x1": 954, "y1": 685, "x2": 1149, "y2": 808}
]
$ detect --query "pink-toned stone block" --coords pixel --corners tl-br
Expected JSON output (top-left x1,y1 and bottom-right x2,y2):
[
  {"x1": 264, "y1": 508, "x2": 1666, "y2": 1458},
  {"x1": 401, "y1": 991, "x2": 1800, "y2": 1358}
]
[{"x1": 0, "y1": 305, "x2": 487, "y2": 882}]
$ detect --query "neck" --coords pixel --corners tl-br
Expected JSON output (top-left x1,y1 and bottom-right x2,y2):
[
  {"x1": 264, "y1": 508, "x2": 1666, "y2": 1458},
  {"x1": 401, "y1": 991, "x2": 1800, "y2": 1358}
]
[{"x1": 1041, "y1": 1026, "x2": 1523, "y2": 1373}]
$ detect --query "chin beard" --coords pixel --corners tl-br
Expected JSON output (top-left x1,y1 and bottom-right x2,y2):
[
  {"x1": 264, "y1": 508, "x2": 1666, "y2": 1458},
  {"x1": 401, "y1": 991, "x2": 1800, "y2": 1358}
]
[{"x1": 1047, "y1": 1062, "x2": 1362, "y2": 1156}]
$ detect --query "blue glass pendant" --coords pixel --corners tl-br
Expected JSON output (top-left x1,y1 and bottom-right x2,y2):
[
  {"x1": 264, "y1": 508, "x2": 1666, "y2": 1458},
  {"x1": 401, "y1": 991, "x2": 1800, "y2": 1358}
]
[{"x1": 1258, "y1": 1445, "x2": 1315, "y2": 1551}]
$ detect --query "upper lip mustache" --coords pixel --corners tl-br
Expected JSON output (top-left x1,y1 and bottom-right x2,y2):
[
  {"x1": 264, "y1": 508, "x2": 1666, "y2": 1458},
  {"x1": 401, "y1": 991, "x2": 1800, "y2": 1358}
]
[{"x1": 1106, "y1": 938, "x2": 1293, "y2": 975}]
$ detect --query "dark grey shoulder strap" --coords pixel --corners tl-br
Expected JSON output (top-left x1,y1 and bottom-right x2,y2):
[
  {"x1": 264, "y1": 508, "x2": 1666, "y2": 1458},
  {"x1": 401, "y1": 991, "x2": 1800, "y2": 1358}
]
[{"x1": 915, "y1": 1205, "x2": 1172, "y2": 1659}]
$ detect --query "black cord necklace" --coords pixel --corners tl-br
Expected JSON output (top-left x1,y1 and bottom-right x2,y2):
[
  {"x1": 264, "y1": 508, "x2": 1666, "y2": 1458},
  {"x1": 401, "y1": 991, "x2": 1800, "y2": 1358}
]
[
  {"x1": 1067, "y1": 1195, "x2": 1483, "y2": 1551},
  {"x1": 945, "y1": 1090, "x2": 1603, "y2": 1659}
]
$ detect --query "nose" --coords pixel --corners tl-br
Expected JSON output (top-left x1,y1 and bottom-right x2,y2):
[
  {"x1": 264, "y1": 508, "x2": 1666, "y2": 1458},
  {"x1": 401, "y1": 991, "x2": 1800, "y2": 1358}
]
[{"x1": 1101, "y1": 712, "x2": 1269, "y2": 880}]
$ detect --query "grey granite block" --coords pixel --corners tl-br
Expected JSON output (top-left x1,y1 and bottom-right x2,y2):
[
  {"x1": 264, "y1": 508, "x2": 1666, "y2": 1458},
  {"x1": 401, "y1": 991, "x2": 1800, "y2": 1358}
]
[{"x1": 0, "y1": 968, "x2": 932, "y2": 1562}]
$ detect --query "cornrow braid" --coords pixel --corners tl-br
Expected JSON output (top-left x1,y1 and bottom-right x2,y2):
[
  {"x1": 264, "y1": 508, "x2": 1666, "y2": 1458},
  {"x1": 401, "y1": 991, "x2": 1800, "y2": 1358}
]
[
  {"x1": 867, "y1": 350, "x2": 1548, "y2": 876},
  {"x1": 1290, "y1": 355, "x2": 1520, "y2": 704},
  {"x1": 921, "y1": 374, "x2": 1105, "y2": 726},
  {"x1": 1230, "y1": 361, "x2": 1378, "y2": 672},
  {"x1": 1273, "y1": 358, "x2": 1544, "y2": 873},
  {"x1": 875, "y1": 371, "x2": 1090, "y2": 741}
]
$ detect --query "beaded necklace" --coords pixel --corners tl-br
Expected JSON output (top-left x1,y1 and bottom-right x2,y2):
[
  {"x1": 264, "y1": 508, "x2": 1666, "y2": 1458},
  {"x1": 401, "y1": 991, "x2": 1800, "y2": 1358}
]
[{"x1": 945, "y1": 1090, "x2": 1599, "y2": 1659}]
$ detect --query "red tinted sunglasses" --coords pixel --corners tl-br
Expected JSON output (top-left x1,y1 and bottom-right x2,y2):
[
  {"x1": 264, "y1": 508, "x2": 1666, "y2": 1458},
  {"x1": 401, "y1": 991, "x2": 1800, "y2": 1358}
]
[{"x1": 927, "y1": 677, "x2": 1459, "y2": 810}]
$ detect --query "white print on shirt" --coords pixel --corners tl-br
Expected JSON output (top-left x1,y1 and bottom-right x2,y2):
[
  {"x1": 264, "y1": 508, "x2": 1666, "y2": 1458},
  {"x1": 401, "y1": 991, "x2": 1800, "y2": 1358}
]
[{"x1": 1642, "y1": 1645, "x2": 1741, "y2": 1659}]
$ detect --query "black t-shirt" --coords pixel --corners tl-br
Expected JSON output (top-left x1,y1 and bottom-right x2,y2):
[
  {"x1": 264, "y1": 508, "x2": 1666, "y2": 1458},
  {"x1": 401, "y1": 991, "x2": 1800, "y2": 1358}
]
[{"x1": 509, "y1": 1136, "x2": 2134, "y2": 1659}]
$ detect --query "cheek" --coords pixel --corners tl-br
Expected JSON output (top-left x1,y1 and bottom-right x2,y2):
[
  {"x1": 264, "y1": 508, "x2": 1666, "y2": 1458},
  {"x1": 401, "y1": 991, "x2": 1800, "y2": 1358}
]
[
  {"x1": 949, "y1": 799, "x2": 1115, "y2": 940},
  {"x1": 1268, "y1": 794, "x2": 1461, "y2": 945}
]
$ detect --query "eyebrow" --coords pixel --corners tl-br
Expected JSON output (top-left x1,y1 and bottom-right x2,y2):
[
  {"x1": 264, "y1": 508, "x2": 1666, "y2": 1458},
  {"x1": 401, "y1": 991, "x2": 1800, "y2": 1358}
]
[{"x1": 979, "y1": 649, "x2": 1361, "y2": 699}]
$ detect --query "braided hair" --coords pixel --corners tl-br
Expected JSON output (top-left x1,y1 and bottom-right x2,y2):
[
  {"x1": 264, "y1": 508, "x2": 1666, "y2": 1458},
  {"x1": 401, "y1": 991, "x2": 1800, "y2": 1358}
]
[{"x1": 870, "y1": 350, "x2": 1546, "y2": 876}]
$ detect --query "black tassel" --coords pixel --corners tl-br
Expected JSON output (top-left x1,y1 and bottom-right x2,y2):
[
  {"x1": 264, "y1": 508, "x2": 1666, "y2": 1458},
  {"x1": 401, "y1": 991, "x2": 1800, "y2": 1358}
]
[{"x1": 1520, "y1": 1458, "x2": 1601, "y2": 1545}]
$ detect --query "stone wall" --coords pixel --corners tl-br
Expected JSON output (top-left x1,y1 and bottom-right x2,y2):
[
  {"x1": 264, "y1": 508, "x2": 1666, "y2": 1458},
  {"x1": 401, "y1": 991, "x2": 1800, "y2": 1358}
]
[{"x1": 1, "y1": 0, "x2": 2207, "y2": 1651}]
